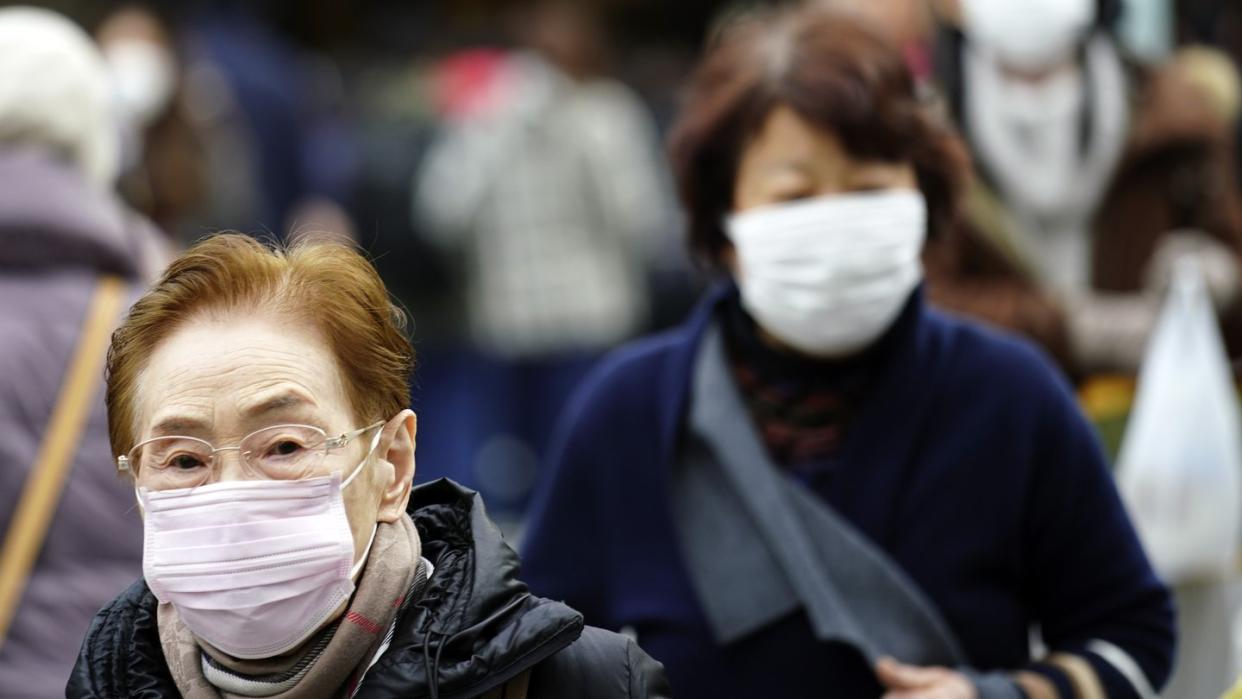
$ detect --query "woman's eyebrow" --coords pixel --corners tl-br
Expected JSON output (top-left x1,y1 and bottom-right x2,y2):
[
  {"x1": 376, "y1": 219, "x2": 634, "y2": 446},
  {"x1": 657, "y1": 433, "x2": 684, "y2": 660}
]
[
  {"x1": 149, "y1": 415, "x2": 209, "y2": 436},
  {"x1": 764, "y1": 159, "x2": 815, "y2": 174},
  {"x1": 239, "y1": 391, "x2": 318, "y2": 419}
]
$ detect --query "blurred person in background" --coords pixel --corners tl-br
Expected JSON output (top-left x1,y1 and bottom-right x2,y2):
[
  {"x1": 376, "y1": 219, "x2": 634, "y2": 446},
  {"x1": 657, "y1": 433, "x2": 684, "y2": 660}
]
[
  {"x1": 0, "y1": 6, "x2": 170, "y2": 696},
  {"x1": 1177, "y1": 0, "x2": 1242, "y2": 69},
  {"x1": 97, "y1": 4, "x2": 210, "y2": 239},
  {"x1": 934, "y1": 2, "x2": 1242, "y2": 695},
  {"x1": 67, "y1": 234, "x2": 669, "y2": 698},
  {"x1": 522, "y1": 5, "x2": 1174, "y2": 698},
  {"x1": 150, "y1": 0, "x2": 360, "y2": 241},
  {"x1": 412, "y1": 0, "x2": 674, "y2": 521},
  {"x1": 1176, "y1": 0, "x2": 1242, "y2": 193},
  {"x1": 925, "y1": 0, "x2": 1242, "y2": 374}
]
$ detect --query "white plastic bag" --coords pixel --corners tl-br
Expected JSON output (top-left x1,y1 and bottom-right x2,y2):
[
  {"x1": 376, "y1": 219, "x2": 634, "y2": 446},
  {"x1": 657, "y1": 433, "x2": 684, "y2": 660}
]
[{"x1": 1117, "y1": 260, "x2": 1242, "y2": 585}]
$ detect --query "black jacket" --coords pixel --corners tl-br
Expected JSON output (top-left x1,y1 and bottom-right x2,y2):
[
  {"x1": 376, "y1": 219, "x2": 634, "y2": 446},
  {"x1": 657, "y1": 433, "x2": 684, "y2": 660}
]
[{"x1": 67, "y1": 479, "x2": 671, "y2": 698}]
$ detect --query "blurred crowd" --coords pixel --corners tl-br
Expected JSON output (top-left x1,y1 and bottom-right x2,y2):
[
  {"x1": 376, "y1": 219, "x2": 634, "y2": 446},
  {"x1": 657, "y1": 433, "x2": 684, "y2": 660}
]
[
  {"x1": 4, "y1": 0, "x2": 1242, "y2": 696},
  {"x1": 7, "y1": 0, "x2": 1242, "y2": 513}
]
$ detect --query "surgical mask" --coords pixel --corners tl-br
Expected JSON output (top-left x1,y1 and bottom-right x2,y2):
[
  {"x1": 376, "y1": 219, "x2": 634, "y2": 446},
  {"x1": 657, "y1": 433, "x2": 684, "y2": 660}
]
[
  {"x1": 138, "y1": 431, "x2": 381, "y2": 659},
  {"x1": 961, "y1": 0, "x2": 1094, "y2": 72},
  {"x1": 105, "y1": 40, "x2": 176, "y2": 128},
  {"x1": 725, "y1": 189, "x2": 926, "y2": 358}
]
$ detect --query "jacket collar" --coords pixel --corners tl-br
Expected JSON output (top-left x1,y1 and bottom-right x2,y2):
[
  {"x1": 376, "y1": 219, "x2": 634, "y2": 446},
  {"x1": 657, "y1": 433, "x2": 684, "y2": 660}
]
[{"x1": 356, "y1": 479, "x2": 583, "y2": 698}]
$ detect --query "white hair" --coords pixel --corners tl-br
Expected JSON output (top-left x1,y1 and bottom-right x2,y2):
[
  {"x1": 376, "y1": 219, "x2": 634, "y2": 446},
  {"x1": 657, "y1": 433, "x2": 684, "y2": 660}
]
[{"x1": 0, "y1": 6, "x2": 118, "y2": 188}]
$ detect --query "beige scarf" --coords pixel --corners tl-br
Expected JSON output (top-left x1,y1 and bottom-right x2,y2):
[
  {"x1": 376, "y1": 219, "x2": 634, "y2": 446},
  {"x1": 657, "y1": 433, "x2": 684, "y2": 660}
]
[{"x1": 158, "y1": 515, "x2": 422, "y2": 699}]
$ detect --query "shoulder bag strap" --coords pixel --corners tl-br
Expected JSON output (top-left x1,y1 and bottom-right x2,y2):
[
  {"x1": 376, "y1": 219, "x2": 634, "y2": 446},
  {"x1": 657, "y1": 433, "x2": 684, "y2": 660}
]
[{"x1": 0, "y1": 276, "x2": 126, "y2": 646}]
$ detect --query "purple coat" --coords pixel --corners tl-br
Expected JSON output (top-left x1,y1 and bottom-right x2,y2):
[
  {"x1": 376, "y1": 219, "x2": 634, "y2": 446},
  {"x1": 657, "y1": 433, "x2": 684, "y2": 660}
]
[{"x1": 0, "y1": 149, "x2": 168, "y2": 696}]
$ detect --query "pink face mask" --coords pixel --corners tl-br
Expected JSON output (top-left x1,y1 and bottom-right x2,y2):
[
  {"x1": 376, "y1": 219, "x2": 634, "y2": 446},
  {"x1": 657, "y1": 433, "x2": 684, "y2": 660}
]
[{"x1": 137, "y1": 434, "x2": 380, "y2": 659}]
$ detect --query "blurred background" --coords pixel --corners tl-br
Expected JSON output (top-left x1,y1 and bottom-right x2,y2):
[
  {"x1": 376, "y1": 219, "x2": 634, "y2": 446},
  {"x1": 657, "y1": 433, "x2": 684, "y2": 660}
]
[
  {"x1": 30, "y1": 0, "x2": 718, "y2": 528},
  {"x1": 12, "y1": 0, "x2": 1235, "y2": 526},
  {"x1": 3, "y1": 0, "x2": 1242, "y2": 694}
]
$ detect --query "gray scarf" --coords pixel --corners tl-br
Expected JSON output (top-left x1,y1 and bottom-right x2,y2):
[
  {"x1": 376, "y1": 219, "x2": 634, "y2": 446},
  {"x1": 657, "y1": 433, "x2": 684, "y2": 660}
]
[{"x1": 672, "y1": 324, "x2": 1021, "y2": 697}]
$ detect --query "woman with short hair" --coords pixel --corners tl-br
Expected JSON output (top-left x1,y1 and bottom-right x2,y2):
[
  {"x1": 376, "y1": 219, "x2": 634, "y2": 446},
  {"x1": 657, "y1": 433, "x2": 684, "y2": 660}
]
[
  {"x1": 521, "y1": 6, "x2": 1174, "y2": 698},
  {"x1": 68, "y1": 233, "x2": 669, "y2": 698}
]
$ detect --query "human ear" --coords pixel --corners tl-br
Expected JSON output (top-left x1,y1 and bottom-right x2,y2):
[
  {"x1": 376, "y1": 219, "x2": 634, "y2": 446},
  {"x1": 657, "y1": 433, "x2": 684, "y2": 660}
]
[{"x1": 375, "y1": 409, "x2": 416, "y2": 522}]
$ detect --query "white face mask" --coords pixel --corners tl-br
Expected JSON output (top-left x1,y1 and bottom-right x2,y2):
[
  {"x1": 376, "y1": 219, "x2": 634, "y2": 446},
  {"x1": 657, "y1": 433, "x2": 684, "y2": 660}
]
[
  {"x1": 105, "y1": 40, "x2": 176, "y2": 128},
  {"x1": 961, "y1": 0, "x2": 1094, "y2": 72},
  {"x1": 725, "y1": 189, "x2": 927, "y2": 358},
  {"x1": 137, "y1": 431, "x2": 381, "y2": 659}
]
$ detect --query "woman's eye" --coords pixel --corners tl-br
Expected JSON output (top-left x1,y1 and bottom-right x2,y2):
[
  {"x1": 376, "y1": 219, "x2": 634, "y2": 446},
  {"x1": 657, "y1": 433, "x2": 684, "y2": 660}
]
[
  {"x1": 771, "y1": 189, "x2": 815, "y2": 203},
  {"x1": 168, "y1": 454, "x2": 206, "y2": 471},
  {"x1": 266, "y1": 440, "x2": 306, "y2": 459}
]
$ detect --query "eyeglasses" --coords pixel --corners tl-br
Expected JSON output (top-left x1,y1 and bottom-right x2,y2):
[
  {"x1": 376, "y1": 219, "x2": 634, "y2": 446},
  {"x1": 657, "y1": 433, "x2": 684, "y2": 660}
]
[{"x1": 117, "y1": 422, "x2": 384, "y2": 491}]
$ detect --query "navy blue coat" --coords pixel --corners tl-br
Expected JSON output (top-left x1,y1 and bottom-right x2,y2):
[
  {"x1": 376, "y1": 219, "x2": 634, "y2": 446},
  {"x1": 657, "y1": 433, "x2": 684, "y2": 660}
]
[{"x1": 521, "y1": 286, "x2": 1175, "y2": 698}]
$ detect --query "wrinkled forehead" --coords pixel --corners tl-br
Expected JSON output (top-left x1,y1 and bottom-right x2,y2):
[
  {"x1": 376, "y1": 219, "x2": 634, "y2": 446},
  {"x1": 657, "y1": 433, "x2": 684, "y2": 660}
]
[{"x1": 133, "y1": 314, "x2": 352, "y2": 439}]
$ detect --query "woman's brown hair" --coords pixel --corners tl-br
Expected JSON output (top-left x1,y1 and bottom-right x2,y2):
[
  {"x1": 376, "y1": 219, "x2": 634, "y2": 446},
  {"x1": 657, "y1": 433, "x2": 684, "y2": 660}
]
[
  {"x1": 668, "y1": 3, "x2": 970, "y2": 265},
  {"x1": 105, "y1": 233, "x2": 413, "y2": 460}
]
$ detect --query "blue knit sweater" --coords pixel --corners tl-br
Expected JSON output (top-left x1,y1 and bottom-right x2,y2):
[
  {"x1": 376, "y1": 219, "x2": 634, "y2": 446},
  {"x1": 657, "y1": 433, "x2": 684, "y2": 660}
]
[{"x1": 521, "y1": 286, "x2": 1175, "y2": 698}]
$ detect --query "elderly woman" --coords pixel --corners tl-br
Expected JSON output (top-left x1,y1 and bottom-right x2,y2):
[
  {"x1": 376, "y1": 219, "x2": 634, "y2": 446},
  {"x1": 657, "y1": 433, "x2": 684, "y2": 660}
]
[
  {"x1": 67, "y1": 234, "x2": 669, "y2": 698},
  {"x1": 521, "y1": 6, "x2": 1174, "y2": 699}
]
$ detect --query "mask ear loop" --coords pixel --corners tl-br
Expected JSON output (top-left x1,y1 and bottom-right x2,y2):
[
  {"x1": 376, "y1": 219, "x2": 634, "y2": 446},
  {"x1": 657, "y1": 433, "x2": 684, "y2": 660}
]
[
  {"x1": 342, "y1": 425, "x2": 385, "y2": 581},
  {"x1": 341, "y1": 426, "x2": 384, "y2": 490},
  {"x1": 350, "y1": 523, "x2": 379, "y2": 581}
]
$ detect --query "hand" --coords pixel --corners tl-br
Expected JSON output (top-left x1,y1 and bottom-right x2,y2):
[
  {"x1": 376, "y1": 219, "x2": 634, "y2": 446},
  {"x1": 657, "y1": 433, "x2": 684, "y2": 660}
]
[{"x1": 875, "y1": 657, "x2": 978, "y2": 699}]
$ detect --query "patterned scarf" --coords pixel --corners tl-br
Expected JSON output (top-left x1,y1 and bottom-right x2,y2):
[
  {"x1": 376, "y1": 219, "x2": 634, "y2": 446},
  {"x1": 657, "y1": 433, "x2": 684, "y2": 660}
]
[{"x1": 721, "y1": 296, "x2": 895, "y2": 472}]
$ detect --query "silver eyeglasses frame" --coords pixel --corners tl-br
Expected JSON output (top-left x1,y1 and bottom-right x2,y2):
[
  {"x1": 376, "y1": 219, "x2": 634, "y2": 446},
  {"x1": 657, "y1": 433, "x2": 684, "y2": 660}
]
[{"x1": 116, "y1": 421, "x2": 385, "y2": 477}]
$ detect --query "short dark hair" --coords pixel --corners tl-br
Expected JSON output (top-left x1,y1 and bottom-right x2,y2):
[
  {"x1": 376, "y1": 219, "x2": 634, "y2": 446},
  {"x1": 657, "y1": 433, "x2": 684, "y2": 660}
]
[{"x1": 668, "y1": 4, "x2": 970, "y2": 265}]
